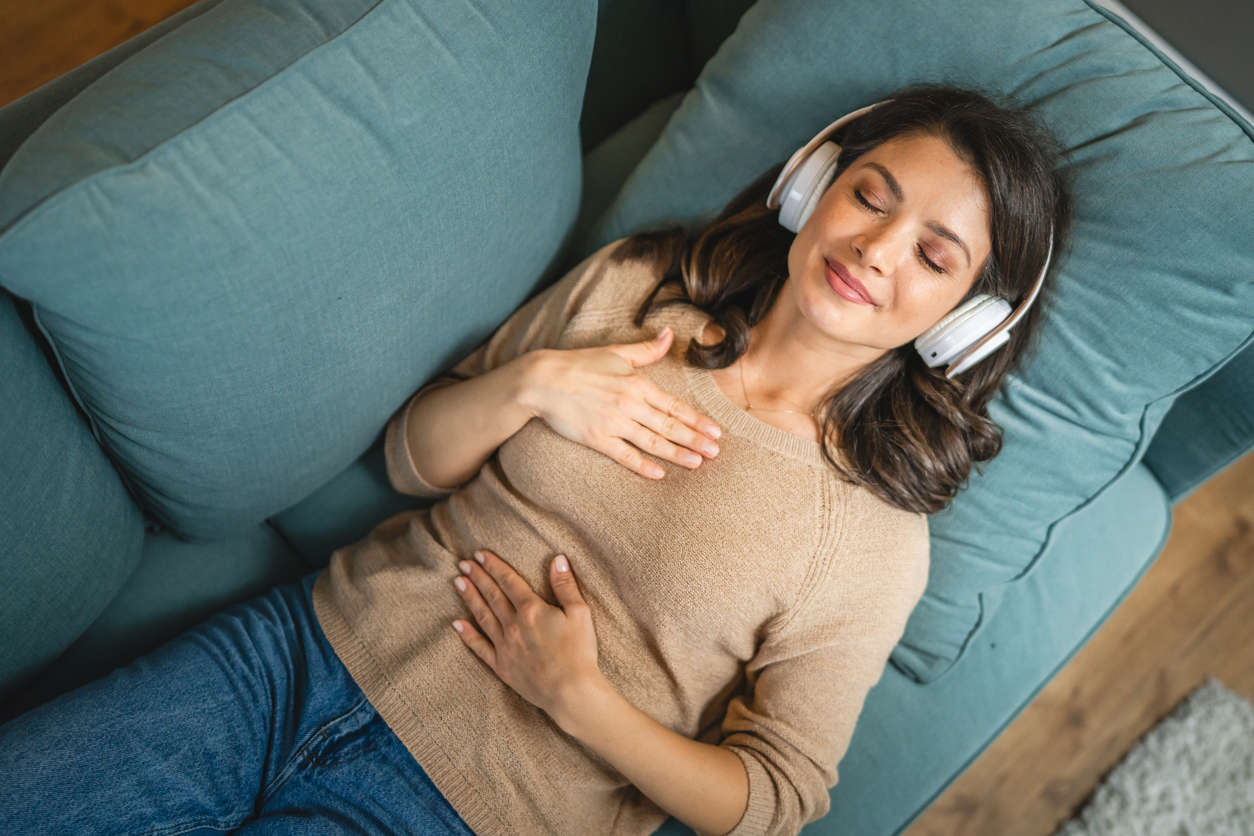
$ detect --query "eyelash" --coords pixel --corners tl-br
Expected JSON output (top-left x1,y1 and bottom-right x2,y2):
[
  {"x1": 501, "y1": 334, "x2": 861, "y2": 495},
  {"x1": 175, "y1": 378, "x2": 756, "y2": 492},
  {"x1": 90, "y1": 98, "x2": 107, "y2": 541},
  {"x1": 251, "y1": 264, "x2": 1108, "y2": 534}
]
[{"x1": 853, "y1": 189, "x2": 947, "y2": 274}]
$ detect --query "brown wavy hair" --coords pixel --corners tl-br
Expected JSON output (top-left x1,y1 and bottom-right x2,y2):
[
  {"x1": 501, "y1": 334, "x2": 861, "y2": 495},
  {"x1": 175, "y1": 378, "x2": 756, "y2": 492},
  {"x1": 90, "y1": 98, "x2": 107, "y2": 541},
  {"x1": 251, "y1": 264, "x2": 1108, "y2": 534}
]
[{"x1": 609, "y1": 81, "x2": 1074, "y2": 514}]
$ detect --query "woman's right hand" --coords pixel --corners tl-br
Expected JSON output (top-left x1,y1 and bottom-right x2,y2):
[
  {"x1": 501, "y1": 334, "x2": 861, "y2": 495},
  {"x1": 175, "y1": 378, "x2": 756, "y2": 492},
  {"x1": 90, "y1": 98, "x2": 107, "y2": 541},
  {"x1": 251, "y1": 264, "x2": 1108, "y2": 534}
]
[{"x1": 522, "y1": 327, "x2": 722, "y2": 479}]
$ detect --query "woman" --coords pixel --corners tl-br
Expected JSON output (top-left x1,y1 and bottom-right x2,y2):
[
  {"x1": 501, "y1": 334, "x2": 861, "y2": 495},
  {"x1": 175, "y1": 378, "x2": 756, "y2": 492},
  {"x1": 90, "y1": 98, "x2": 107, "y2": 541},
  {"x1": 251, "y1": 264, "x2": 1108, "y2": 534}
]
[{"x1": 0, "y1": 82, "x2": 1071, "y2": 835}]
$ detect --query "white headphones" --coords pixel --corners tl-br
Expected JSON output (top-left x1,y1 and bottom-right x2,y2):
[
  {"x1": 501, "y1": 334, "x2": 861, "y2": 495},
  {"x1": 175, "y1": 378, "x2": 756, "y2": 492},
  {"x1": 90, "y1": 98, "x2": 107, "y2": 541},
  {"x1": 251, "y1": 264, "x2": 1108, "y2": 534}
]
[{"x1": 766, "y1": 99, "x2": 1055, "y2": 378}]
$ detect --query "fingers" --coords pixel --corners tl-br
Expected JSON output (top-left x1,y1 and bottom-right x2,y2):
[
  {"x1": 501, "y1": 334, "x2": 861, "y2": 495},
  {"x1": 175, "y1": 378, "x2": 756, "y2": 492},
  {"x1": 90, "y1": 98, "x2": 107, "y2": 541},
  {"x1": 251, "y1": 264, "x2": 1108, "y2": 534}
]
[
  {"x1": 601, "y1": 436, "x2": 668, "y2": 480},
  {"x1": 452, "y1": 617, "x2": 497, "y2": 674},
  {"x1": 604, "y1": 330, "x2": 723, "y2": 449},
  {"x1": 614, "y1": 387, "x2": 718, "y2": 472},
  {"x1": 589, "y1": 377, "x2": 724, "y2": 478},
  {"x1": 455, "y1": 559, "x2": 511, "y2": 644},
  {"x1": 471, "y1": 549, "x2": 535, "y2": 611},
  {"x1": 591, "y1": 327, "x2": 725, "y2": 479},
  {"x1": 639, "y1": 382, "x2": 722, "y2": 450},
  {"x1": 620, "y1": 421, "x2": 703, "y2": 472},
  {"x1": 613, "y1": 326, "x2": 672, "y2": 368}
]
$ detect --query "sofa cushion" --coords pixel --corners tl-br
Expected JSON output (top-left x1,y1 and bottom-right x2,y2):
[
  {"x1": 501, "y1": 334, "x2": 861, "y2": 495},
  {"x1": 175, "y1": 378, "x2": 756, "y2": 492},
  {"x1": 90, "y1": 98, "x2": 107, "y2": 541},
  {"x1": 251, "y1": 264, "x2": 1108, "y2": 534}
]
[
  {"x1": 271, "y1": 91, "x2": 694, "y2": 567},
  {"x1": 579, "y1": 0, "x2": 1254, "y2": 683},
  {"x1": 1143, "y1": 341, "x2": 1254, "y2": 503},
  {"x1": 0, "y1": 291, "x2": 145, "y2": 701},
  {"x1": 268, "y1": 435, "x2": 421, "y2": 568},
  {"x1": 0, "y1": 0, "x2": 597, "y2": 539},
  {"x1": 0, "y1": 0, "x2": 229, "y2": 173},
  {"x1": 0, "y1": 520, "x2": 307, "y2": 724}
]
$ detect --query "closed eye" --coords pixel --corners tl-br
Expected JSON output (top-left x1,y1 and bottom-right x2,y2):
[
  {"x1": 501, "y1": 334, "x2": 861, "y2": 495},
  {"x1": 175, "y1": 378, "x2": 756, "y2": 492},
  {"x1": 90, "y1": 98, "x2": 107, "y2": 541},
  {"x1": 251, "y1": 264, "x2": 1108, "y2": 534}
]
[{"x1": 853, "y1": 189, "x2": 948, "y2": 275}]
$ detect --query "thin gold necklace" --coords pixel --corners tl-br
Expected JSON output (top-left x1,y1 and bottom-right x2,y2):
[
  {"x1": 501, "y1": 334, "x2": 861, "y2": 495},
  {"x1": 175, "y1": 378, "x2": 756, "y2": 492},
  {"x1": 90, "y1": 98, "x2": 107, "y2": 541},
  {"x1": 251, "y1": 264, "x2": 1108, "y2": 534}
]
[{"x1": 737, "y1": 355, "x2": 815, "y2": 418}]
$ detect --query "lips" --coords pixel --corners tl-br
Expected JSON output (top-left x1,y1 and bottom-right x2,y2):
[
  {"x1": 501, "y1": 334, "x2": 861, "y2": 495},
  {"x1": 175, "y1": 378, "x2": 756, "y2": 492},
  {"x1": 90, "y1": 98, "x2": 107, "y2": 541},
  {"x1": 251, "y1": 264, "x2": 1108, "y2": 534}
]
[{"x1": 824, "y1": 257, "x2": 875, "y2": 305}]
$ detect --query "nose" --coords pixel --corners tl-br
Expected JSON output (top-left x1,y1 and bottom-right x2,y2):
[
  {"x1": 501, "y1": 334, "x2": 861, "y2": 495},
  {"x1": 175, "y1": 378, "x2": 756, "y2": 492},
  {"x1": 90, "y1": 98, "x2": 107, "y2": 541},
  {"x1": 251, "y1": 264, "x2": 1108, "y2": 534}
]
[{"x1": 852, "y1": 222, "x2": 910, "y2": 275}]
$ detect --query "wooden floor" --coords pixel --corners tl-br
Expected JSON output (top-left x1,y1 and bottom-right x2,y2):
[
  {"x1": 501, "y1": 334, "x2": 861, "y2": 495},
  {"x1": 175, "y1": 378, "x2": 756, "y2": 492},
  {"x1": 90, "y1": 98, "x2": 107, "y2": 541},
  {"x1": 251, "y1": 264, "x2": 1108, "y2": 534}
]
[
  {"x1": 1, "y1": 1, "x2": 185, "y2": 106},
  {"x1": 907, "y1": 452, "x2": 1254, "y2": 836},
  {"x1": 3, "y1": 6, "x2": 1253, "y2": 835}
]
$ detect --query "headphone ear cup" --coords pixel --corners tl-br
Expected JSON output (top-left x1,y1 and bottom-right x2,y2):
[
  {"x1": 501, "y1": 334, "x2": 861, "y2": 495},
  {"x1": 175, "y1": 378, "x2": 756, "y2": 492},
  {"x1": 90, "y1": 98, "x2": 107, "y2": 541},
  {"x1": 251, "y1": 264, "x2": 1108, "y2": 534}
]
[
  {"x1": 946, "y1": 327, "x2": 1011, "y2": 377},
  {"x1": 914, "y1": 294, "x2": 1012, "y2": 371},
  {"x1": 777, "y1": 141, "x2": 840, "y2": 233}
]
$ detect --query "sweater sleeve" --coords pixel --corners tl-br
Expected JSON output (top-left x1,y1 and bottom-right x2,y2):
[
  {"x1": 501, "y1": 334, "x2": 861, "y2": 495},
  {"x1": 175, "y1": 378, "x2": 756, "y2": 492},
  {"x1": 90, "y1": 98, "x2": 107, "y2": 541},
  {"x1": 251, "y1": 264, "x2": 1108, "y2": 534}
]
[
  {"x1": 717, "y1": 510, "x2": 930, "y2": 836},
  {"x1": 384, "y1": 239, "x2": 629, "y2": 499}
]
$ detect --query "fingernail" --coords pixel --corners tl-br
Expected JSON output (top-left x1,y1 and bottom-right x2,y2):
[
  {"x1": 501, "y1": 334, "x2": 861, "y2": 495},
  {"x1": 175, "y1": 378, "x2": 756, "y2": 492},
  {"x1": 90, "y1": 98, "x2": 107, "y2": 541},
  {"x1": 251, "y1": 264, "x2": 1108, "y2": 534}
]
[
  {"x1": 710, "y1": 426, "x2": 722, "y2": 439},
  {"x1": 658, "y1": 327, "x2": 670, "y2": 340},
  {"x1": 473, "y1": 550, "x2": 485, "y2": 564},
  {"x1": 554, "y1": 555, "x2": 569, "y2": 573}
]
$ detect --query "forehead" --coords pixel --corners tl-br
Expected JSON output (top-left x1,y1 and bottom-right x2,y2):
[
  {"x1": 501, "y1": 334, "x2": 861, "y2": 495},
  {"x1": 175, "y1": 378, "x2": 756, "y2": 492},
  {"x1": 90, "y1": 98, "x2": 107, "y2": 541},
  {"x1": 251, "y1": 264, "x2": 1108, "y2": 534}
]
[
  {"x1": 850, "y1": 132, "x2": 991, "y2": 248},
  {"x1": 852, "y1": 132, "x2": 988, "y2": 208}
]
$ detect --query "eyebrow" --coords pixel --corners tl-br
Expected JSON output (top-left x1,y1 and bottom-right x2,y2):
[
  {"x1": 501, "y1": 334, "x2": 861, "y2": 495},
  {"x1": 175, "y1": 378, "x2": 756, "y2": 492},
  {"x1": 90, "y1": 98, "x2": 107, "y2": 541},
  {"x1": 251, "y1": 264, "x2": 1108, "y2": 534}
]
[{"x1": 859, "y1": 161, "x2": 972, "y2": 268}]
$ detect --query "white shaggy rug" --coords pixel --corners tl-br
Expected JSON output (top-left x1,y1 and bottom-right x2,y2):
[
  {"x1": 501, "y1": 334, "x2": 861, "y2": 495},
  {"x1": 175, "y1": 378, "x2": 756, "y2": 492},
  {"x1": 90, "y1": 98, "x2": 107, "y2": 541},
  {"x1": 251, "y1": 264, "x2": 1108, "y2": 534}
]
[{"x1": 1053, "y1": 676, "x2": 1254, "y2": 836}]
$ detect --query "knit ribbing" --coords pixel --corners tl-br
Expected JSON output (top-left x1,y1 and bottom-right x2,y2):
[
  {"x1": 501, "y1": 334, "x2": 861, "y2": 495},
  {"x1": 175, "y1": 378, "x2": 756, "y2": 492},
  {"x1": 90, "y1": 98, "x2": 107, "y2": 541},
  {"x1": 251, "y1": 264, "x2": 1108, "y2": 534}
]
[{"x1": 678, "y1": 306, "x2": 850, "y2": 469}]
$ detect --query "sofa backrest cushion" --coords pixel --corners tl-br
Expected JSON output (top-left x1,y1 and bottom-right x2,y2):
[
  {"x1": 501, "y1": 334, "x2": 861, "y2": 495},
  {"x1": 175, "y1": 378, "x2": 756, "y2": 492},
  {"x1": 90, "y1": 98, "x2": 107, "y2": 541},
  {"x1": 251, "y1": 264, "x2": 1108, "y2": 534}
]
[
  {"x1": 0, "y1": 0, "x2": 597, "y2": 538},
  {"x1": 580, "y1": 0, "x2": 1254, "y2": 683},
  {"x1": 0, "y1": 0, "x2": 229, "y2": 174},
  {"x1": 0, "y1": 291, "x2": 145, "y2": 699}
]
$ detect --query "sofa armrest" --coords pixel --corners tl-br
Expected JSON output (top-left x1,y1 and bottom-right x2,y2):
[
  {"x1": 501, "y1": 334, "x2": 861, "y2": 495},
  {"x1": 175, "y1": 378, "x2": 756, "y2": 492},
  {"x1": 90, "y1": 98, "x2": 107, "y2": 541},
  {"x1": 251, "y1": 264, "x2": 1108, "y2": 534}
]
[{"x1": 1144, "y1": 337, "x2": 1254, "y2": 504}]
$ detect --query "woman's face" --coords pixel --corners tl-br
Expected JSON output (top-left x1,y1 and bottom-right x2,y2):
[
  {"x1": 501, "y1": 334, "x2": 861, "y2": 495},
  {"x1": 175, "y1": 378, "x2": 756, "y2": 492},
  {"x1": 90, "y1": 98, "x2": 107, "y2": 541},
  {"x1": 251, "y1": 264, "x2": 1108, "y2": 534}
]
[{"x1": 787, "y1": 131, "x2": 992, "y2": 353}]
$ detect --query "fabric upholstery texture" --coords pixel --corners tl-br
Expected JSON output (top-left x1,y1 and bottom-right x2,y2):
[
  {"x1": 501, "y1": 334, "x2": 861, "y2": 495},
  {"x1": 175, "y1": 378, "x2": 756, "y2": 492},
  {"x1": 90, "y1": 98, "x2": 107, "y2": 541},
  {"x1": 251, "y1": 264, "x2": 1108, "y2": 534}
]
[
  {"x1": 0, "y1": 291, "x2": 145, "y2": 701},
  {"x1": 576, "y1": 0, "x2": 1254, "y2": 683},
  {"x1": 1143, "y1": 341, "x2": 1254, "y2": 503},
  {"x1": 0, "y1": 0, "x2": 597, "y2": 540},
  {"x1": 0, "y1": 0, "x2": 229, "y2": 173},
  {"x1": 0, "y1": 520, "x2": 306, "y2": 724}
]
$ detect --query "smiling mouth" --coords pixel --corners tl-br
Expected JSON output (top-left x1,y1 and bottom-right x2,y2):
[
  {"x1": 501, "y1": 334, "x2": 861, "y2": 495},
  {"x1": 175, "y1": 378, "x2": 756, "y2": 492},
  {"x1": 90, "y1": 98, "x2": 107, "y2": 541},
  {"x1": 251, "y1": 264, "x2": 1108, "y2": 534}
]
[{"x1": 824, "y1": 258, "x2": 874, "y2": 306}]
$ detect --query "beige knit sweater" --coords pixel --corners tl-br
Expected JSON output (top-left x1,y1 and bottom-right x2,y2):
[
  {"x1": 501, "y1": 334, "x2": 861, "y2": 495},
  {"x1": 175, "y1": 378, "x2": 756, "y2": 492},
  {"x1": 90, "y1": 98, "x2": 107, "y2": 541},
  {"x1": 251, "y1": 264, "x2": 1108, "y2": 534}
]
[{"x1": 312, "y1": 238, "x2": 931, "y2": 836}]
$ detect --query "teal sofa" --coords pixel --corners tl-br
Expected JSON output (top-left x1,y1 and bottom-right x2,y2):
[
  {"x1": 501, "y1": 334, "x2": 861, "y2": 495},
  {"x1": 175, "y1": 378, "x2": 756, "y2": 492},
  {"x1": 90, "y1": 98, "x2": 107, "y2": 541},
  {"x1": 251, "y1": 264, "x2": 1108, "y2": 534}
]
[{"x1": 1, "y1": 0, "x2": 1251, "y2": 833}]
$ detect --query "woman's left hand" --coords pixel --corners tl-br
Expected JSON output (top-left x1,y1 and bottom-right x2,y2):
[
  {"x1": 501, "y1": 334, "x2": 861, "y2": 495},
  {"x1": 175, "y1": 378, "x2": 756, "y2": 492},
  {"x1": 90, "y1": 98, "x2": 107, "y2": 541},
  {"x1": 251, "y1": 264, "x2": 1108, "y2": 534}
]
[{"x1": 452, "y1": 549, "x2": 603, "y2": 721}]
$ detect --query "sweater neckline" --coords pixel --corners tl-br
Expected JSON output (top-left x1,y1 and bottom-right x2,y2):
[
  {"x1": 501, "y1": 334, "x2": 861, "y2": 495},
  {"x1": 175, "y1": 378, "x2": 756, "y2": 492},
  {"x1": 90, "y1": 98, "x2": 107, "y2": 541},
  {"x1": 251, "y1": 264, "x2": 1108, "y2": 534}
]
[{"x1": 677, "y1": 308, "x2": 829, "y2": 466}]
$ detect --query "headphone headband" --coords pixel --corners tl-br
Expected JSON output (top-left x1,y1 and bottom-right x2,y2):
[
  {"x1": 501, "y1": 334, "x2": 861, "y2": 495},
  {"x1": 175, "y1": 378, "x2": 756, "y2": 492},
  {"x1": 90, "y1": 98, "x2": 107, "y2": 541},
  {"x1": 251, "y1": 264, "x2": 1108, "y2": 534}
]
[
  {"x1": 766, "y1": 101, "x2": 885, "y2": 211},
  {"x1": 944, "y1": 225, "x2": 1053, "y2": 374}
]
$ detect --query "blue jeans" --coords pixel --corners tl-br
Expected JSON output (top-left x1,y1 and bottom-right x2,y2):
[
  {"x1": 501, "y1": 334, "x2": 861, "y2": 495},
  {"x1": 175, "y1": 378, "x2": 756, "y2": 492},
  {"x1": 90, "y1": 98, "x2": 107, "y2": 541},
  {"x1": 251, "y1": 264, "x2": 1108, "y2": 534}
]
[{"x1": 0, "y1": 570, "x2": 477, "y2": 835}]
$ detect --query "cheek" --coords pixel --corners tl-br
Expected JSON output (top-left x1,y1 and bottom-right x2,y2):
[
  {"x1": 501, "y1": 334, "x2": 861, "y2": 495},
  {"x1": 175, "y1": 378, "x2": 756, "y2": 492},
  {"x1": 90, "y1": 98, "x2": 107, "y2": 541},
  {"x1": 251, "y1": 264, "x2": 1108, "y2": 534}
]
[
  {"x1": 817, "y1": 192, "x2": 857, "y2": 229},
  {"x1": 895, "y1": 285, "x2": 969, "y2": 337}
]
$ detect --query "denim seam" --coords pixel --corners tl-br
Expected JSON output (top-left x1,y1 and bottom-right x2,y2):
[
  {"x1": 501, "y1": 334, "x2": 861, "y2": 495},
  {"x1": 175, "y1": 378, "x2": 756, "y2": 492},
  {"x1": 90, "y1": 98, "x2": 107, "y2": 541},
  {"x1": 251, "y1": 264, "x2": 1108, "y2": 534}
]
[{"x1": 257, "y1": 694, "x2": 371, "y2": 807}]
